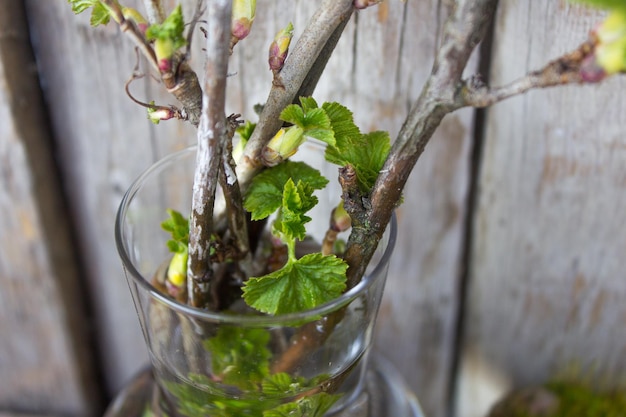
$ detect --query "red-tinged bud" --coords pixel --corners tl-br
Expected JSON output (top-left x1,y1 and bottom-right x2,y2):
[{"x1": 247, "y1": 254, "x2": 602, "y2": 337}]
[
  {"x1": 147, "y1": 106, "x2": 175, "y2": 124},
  {"x1": 354, "y1": 0, "x2": 382, "y2": 10},
  {"x1": 269, "y1": 22, "x2": 294, "y2": 73},
  {"x1": 580, "y1": 54, "x2": 607, "y2": 83},
  {"x1": 231, "y1": 0, "x2": 256, "y2": 45},
  {"x1": 154, "y1": 38, "x2": 175, "y2": 72},
  {"x1": 262, "y1": 126, "x2": 304, "y2": 166},
  {"x1": 122, "y1": 7, "x2": 148, "y2": 34}
]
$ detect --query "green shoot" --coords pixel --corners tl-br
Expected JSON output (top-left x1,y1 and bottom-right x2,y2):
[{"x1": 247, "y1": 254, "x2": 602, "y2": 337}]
[
  {"x1": 161, "y1": 209, "x2": 189, "y2": 288},
  {"x1": 68, "y1": 0, "x2": 111, "y2": 26}
]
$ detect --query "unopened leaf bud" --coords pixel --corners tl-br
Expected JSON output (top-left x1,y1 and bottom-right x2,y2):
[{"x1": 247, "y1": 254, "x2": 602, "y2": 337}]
[
  {"x1": 231, "y1": 0, "x2": 256, "y2": 49},
  {"x1": 122, "y1": 7, "x2": 148, "y2": 33},
  {"x1": 268, "y1": 22, "x2": 294, "y2": 73},
  {"x1": 262, "y1": 126, "x2": 304, "y2": 166},
  {"x1": 330, "y1": 202, "x2": 351, "y2": 232},
  {"x1": 592, "y1": 9, "x2": 626, "y2": 75},
  {"x1": 354, "y1": 0, "x2": 382, "y2": 10},
  {"x1": 167, "y1": 250, "x2": 188, "y2": 288},
  {"x1": 147, "y1": 106, "x2": 175, "y2": 124},
  {"x1": 145, "y1": 5, "x2": 186, "y2": 73}
]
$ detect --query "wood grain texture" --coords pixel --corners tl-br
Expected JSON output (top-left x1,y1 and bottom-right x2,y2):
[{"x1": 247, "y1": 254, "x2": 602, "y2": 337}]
[
  {"x1": 0, "y1": 1, "x2": 101, "y2": 416},
  {"x1": 23, "y1": 0, "x2": 194, "y2": 396},
  {"x1": 457, "y1": 3, "x2": 626, "y2": 417},
  {"x1": 23, "y1": 1, "x2": 472, "y2": 416}
]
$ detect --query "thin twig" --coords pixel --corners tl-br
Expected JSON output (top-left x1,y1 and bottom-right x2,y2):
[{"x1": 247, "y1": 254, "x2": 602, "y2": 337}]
[
  {"x1": 142, "y1": 0, "x2": 166, "y2": 24},
  {"x1": 185, "y1": 0, "x2": 207, "y2": 63},
  {"x1": 458, "y1": 39, "x2": 596, "y2": 108},
  {"x1": 218, "y1": 115, "x2": 253, "y2": 275},
  {"x1": 124, "y1": 70, "x2": 186, "y2": 121},
  {"x1": 187, "y1": 0, "x2": 232, "y2": 309},
  {"x1": 101, "y1": 0, "x2": 159, "y2": 73}
]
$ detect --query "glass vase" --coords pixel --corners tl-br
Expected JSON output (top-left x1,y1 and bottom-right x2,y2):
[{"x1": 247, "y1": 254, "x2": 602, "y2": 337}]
[{"x1": 110, "y1": 145, "x2": 423, "y2": 417}]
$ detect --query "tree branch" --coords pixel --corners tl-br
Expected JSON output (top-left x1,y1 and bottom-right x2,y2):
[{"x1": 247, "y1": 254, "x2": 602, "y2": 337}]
[
  {"x1": 187, "y1": 0, "x2": 232, "y2": 309},
  {"x1": 344, "y1": 0, "x2": 499, "y2": 287},
  {"x1": 101, "y1": 0, "x2": 159, "y2": 73},
  {"x1": 457, "y1": 39, "x2": 596, "y2": 108},
  {"x1": 235, "y1": 0, "x2": 355, "y2": 189}
]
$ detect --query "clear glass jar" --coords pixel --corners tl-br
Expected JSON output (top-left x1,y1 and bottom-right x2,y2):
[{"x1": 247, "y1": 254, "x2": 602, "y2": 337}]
[{"x1": 112, "y1": 145, "x2": 423, "y2": 417}]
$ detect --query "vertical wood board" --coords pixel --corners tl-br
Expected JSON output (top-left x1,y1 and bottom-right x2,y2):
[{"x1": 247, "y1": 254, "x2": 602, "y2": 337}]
[
  {"x1": 458, "y1": 3, "x2": 626, "y2": 417},
  {"x1": 0, "y1": 1, "x2": 100, "y2": 415}
]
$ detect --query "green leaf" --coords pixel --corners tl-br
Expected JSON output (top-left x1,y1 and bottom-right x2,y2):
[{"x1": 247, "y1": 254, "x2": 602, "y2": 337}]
[
  {"x1": 161, "y1": 209, "x2": 189, "y2": 252},
  {"x1": 279, "y1": 99, "x2": 335, "y2": 146},
  {"x1": 236, "y1": 120, "x2": 256, "y2": 142},
  {"x1": 204, "y1": 326, "x2": 272, "y2": 390},
  {"x1": 244, "y1": 161, "x2": 328, "y2": 221},
  {"x1": 68, "y1": 0, "x2": 98, "y2": 14},
  {"x1": 68, "y1": 0, "x2": 110, "y2": 26},
  {"x1": 279, "y1": 104, "x2": 305, "y2": 127},
  {"x1": 323, "y1": 102, "x2": 390, "y2": 192},
  {"x1": 146, "y1": 4, "x2": 186, "y2": 50},
  {"x1": 264, "y1": 392, "x2": 342, "y2": 417},
  {"x1": 299, "y1": 96, "x2": 319, "y2": 113},
  {"x1": 272, "y1": 179, "x2": 317, "y2": 243},
  {"x1": 90, "y1": 2, "x2": 111, "y2": 26},
  {"x1": 261, "y1": 373, "x2": 308, "y2": 396},
  {"x1": 242, "y1": 253, "x2": 348, "y2": 315}
]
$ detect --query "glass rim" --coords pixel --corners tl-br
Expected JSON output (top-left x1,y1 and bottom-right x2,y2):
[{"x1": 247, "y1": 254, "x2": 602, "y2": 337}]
[{"x1": 115, "y1": 145, "x2": 397, "y2": 326}]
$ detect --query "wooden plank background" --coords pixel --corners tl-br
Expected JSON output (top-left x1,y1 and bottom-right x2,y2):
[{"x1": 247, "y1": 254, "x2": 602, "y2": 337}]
[
  {"x1": 1, "y1": 1, "x2": 625, "y2": 417},
  {"x1": 457, "y1": 3, "x2": 626, "y2": 417}
]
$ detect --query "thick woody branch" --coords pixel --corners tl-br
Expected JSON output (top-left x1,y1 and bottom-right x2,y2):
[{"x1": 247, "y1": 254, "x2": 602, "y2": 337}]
[
  {"x1": 219, "y1": 115, "x2": 253, "y2": 275},
  {"x1": 235, "y1": 0, "x2": 355, "y2": 189},
  {"x1": 187, "y1": 0, "x2": 232, "y2": 309},
  {"x1": 344, "y1": 0, "x2": 499, "y2": 285},
  {"x1": 457, "y1": 39, "x2": 596, "y2": 108}
]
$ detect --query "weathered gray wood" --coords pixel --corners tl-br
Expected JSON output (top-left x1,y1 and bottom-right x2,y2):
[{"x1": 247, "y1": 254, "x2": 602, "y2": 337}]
[
  {"x1": 458, "y1": 3, "x2": 626, "y2": 417},
  {"x1": 0, "y1": 1, "x2": 101, "y2": 416},
  {"x1": 348, "y1": 4, "x2": 475, "y2": 417},
  {"x1": 23, "y1": 0, "x2": 192, "y2": 396}
]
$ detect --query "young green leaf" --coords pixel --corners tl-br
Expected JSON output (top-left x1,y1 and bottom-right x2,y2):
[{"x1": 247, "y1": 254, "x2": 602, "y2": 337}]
[
  {"x1": 323, "y1": 102, "x2": 391, "y2": 192},
  {"x1": 236, "y1": 120, "x2": 257, "y2": 142},
  {"x1": 204, "y1": 326, "x2": 272, "y2": 390},
  {"x1": 145, "y1": 4, "x2": 186, "y2": 48},
  {"x1": 264, "y1": 392, "x2": 341, "y2": 417},
  {"x1": 299, "y1": 96, "x2": 319, "y2": 113},
  {"x1": 90, "y1": 2, "x2": 111, "y2": 26},
  {"x1": 161, "y1": 208, "x2": 189, "y2": 252},
  {"x1": 68, "y1": 0, "x2": 111, "y2": 26},
  {"x1": 261, "y1": 373, "x2": 308, "y2": 397},
  {"x1": 272, "y1": 179, "x2": 317, "y2": 243},
  {"x1": 280, "y1": 99, "x2": 335, "y2": 146},
  {"x1": 244, "y1": 161, "x2": 328, "y2": 221},
  {"x1": 242, "y1": 253, "x2": 348, "y2": 315}
]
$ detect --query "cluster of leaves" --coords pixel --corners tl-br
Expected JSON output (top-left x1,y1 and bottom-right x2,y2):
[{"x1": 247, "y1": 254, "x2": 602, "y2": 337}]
[
  {"x1": 241, "y1": 98, "x2": 390, "y2": 315},
  {"x1": 163, "y1": 326, "x2": 341, "y2": 417},
  {"x1": 160, "y1": 98, "x2": 390, "y2": 316}
]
